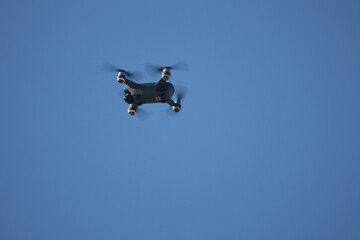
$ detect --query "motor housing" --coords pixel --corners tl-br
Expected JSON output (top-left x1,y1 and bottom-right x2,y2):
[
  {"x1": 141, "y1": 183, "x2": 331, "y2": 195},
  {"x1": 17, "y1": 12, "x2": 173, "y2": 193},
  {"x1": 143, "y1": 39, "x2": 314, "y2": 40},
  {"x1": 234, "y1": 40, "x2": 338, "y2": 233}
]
[
  {"x1": 172, "y1": 100, "x2": 181, "y2": 112},
  {"x1": 161, "y1": 68, "x2": 171, "y2": 81},
  {"x1": 117, "y1": 71, "x2": 127, "y2": 83},
  {"x1": 128, "y1": 104, "x2": 138, "y2": 116}
]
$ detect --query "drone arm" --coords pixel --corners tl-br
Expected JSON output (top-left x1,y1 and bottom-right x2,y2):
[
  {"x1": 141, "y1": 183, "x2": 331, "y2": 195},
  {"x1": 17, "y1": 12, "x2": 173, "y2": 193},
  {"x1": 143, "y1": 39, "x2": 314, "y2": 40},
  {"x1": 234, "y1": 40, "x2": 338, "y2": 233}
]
[
  {"x1": 117, "y1": 77, "x2": 139, "y2": 88},
  {"x1": 167, "y1": 99, "x2": 181, "y2": 112},
  {"x1": 166, "y1": 99, "x2": 176, "y2": 106},
  {"x1": 154, "y1": 78, "x2": 166, "y2": 87},
  {"x1": 155, "y1": 68, "x2": 171, "y2": 87}
]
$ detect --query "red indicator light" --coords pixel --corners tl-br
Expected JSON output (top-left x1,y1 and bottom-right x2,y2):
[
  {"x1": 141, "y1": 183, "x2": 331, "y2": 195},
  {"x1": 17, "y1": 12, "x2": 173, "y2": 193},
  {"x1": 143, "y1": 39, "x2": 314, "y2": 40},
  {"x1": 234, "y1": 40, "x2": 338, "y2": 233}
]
[
  {"x1": 128, "y1": 109, "x2": 136, "y2": 116},
  {"x1": 117, "y1": 78, "x2": 125, "y2": 84}
]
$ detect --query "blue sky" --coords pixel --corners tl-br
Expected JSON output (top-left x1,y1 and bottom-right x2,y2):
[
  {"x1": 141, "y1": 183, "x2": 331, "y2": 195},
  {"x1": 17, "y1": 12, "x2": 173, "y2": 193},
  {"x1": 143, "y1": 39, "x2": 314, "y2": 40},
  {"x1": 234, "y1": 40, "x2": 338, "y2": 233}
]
[{"x1": 1, "y1": 0, "x2": 360, "y2": 239}]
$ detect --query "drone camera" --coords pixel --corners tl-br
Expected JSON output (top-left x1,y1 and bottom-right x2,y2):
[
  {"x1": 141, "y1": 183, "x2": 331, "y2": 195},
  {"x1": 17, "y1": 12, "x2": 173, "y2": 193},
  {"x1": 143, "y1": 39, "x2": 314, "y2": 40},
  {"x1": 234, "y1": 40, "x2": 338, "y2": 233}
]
[{"x1": 124, "y1": 91, "x2": 133, "y2": 104}]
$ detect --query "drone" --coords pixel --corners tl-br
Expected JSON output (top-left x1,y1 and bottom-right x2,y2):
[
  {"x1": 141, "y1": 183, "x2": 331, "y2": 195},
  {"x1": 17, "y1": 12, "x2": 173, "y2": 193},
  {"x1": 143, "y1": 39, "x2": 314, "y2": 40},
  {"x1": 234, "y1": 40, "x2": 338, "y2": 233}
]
[{"x1": 103, "y1": 62, "x2": 187, "y2": 116}]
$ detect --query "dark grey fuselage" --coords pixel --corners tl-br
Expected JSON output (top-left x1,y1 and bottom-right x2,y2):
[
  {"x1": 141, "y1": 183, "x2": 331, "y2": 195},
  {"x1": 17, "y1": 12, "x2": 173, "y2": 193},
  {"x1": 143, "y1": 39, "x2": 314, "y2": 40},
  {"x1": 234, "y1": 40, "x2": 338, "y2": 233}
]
[{"x1": 124, "y1": 82, "x2": 175, "y2": 105}]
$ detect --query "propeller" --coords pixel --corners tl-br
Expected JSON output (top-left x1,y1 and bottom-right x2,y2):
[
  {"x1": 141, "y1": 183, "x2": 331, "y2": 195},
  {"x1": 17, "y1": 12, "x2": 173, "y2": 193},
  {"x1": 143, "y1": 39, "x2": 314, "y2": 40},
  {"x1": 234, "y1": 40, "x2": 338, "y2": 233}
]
[
  {"x1": 102, "y1": 62, "x2": 143, "y2": 79},
  {"x1": 174, "y1": 85, "x2": 187, "y2": 101},
  {"x1": 164, "y1": 85, "x2": 187, "y2": 116},
  {"x1": 146, "y1": 61, "x2": 188, "y2": 76}
]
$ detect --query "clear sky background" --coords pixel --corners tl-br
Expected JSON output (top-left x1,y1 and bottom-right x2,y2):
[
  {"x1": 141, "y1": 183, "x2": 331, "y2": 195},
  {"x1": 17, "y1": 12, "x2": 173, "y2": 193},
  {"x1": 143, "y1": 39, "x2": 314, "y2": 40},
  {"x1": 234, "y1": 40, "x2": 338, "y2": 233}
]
[{"x1": 1, "y1": 0, "x2": 360, "y2": 239}]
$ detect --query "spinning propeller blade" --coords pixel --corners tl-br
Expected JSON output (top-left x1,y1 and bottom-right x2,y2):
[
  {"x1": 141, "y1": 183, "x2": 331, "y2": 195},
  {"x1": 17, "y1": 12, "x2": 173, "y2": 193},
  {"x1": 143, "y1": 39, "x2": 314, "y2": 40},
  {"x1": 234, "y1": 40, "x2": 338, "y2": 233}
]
[
  {"x1": 175, "y1": 85, "x2": 188, "y2": 101},
  {"x1": 146, "y1": 61, "x2": 188, "y2": 76},
  {"x1": 102, "y1": 62, "x2": 143, "y2": 79},
  {"x1": 164, "y1": 85, "x2": 187, "y2": 117}
]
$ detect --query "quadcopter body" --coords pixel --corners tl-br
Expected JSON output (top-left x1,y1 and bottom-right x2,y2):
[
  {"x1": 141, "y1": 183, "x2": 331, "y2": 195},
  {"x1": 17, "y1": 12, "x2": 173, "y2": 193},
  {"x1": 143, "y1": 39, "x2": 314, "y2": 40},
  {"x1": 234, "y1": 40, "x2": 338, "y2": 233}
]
[{"x1": 114, "y1": 66, "x2": 184, "y2": 116}]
